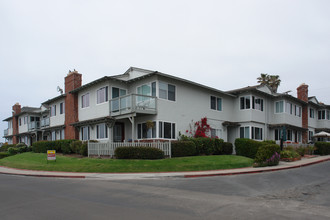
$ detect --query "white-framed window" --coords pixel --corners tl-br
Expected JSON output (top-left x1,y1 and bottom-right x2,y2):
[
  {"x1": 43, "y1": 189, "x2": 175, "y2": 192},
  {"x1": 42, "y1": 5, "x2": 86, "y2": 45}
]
[
  {"x1": 252, "y1": 96, "x2": 263, "y2": 111},
  {"x1": 19, "y1": 118, "x2": 22, "y2": 126},
  {"x1": 318, "y1": 110, "x2": 326, "y2": 120},
  {"x1": 8, "y1": 121, "x2": 12, "y2": 129},
  {"x1": 308, "y1": 130, "x2": 314, "y2": 141},
  {"x1": 275, "y1": 100, "x2": 284, "y2": 113},
  {"x1": 60, "y1": 102, "x2": 65, "y2": 114},
  {"x1": 60, "y1": 129, "x2": 65, "y2": 140},
  {"x1": 286, "y1": 102, "x2": 293, "y2": 114},
  {"x1": 51, "y1": 131, "x2": 56, "y2": 141},
  {"x1": 210, "y1": 96, "x2": 222, "y2": 111},
  {"x1": 310, "y1": 108, "x2": 315, "y2": 118},
  {"x1": 327, "y1": 110, "x2": 330, "y2": 120},
  {"x1": 81, "y1": 126, "x2": 90, "y2": 140},
  {"x1": 159, "y1": 82, "x2": 176, "y2": 101},
  {"x1": 96, "y1": 123, "x2": 108, "y2": 139},
  {"x1": 240, "y1": 126, "x2": 250, "y2": 138},
  {"x1": 251, "y1": 127, "x2": 263, "y2": 140},
  {"x1": 137, "y1": 121, "x2": 156, "y2": 139},
  {"x1": 295, "y1": 105, "x2": 301, "y2": 117},
  {"x1": 286, "y1": 129, "x2": 292, "y2": 141},
  {"x1": 137, "y1": 82, "x2": 156, "y2": 97},
  {"x1": 112, "y1": 87, "x2": 126, "y2": 98},
  {"x1": 159, "y1": 121, "x2": 176, "y2": 139},
  {"x1": 81, "y1": 93, "x2": 90, "y2": 108},
  {"x1": 210, "y1": 128, "x2": 222, "y2": 139},
  {"x1": 240, "y1": 96, "x2": 251, "y2": 110},
  {"x1": 50, "y1": 105, "x2": 56, "y2": 117},
  {"x1": 97, "y1": 86, "x2": 108, "y2": 104}
]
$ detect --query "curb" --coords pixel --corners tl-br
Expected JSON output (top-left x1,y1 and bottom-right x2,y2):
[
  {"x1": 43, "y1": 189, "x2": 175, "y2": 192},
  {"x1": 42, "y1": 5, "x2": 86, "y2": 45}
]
[
  {"x1": 184, "y1": 157, "x2": 330, "y2": 178},
  {"x1": 0, "y1": 171, "x2": 86, "y2": 179}
]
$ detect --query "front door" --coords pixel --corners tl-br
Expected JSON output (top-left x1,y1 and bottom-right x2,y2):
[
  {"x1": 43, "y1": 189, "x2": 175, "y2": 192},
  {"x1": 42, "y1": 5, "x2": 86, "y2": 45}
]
[{"x1": 113, "y1": 123, "x2": 125, "y2": 142}]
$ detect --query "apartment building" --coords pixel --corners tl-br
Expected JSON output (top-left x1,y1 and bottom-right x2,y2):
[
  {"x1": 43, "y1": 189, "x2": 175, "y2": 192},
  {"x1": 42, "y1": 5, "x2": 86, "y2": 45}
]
[{"x1": 3, "y1": 67, "x2": 330, "y2": 146}]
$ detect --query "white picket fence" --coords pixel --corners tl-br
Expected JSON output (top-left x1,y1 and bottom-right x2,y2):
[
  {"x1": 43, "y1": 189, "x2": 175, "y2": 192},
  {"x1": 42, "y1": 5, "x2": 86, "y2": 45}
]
[{"x1": 88, "y1": 141, "x2": 172, "y2": 158}]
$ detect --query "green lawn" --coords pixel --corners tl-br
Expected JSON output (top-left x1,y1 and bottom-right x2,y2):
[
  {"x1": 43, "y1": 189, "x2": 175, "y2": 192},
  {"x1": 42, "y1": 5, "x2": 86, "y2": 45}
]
[{"x1": 0, "y1": 152, "x2": 254, "y2": 173}]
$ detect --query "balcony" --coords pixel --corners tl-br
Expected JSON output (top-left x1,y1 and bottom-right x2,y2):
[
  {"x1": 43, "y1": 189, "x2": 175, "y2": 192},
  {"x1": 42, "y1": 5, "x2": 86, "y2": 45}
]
[
  {"x1": 28, "y1": 121, "x2": 40, "y2": 131},
  {"x1": 4, "y1": 129, "x2": 8, "y2": 136},
  {"x1": 110, "y1": 94, "x2": 157, "y2": 117},
  {"x1": 40, "y1": 117, "x2": 50, "y2": 127}
]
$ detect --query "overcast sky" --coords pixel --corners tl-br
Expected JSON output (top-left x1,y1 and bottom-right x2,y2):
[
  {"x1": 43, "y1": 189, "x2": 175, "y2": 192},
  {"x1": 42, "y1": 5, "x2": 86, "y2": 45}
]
[{"x1": 1, "y1": 0, "x2": 330, "y2": 142}]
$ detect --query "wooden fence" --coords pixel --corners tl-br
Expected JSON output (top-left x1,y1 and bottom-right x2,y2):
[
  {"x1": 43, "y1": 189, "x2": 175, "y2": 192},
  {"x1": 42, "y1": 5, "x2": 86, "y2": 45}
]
[{"x1": 88, "y1": 141, "x2": 171, "y2": 158}]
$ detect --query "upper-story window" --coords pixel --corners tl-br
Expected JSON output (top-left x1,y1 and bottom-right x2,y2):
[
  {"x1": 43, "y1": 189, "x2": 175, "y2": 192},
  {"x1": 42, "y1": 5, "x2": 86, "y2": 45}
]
[
  {"x1": 97, "y1": 86, "x2": 108, "y2": 104},
  {"x1": 81, "y1": 93, "x2": 90, "y2": 108},
  {"x1": 275, "y1": 100, "x2": 284, "y2": 113},
  {"x1": 328, "y1": 110, "x2": 330, "y2": 120},
  {"x1": 159, "y1": 82, "x2": 176, "y2": 101},
  {"x1": 24, "y1": 116, "x2": 28, "y2": 124},
  {"x1": 112, "y1": 87, "x2": 126, "y2": 98},
  {"x1": 310, "y1": 108, "x2": 315, "y2": 118},
  {"x1": 286, "y1": 102, "x2": 293, "y2": 114},
  {"x1": 50, "y1": 105, "x2": 56, "y2": 117},
  {"x1": 137, "y1": 82, "x2": 156, "y2": 97},
  {"x1": 60, "y1": 102, "x2": 65, "y2": 114},
  {"x1": 19, "y1": 118, "x2": 22, "y2": 126},
  {"x1": 8, "y1": 121, "x2": 12, "y2": 129},
  {"x1": 295, "y1": 105, "x2": 301, "y2": 117},
  {"x1": 240, "y1": 96, "x2": 251, "y2": 109},
  {"x1": 210, "y1": 96, "x2": 222, "y2": 111},
  {"x1": 318, "y1": 110, "x2": 326, "y2": 120},
  {"x1": 252, "y1": 96, "x2": 263, "y2": 111}
]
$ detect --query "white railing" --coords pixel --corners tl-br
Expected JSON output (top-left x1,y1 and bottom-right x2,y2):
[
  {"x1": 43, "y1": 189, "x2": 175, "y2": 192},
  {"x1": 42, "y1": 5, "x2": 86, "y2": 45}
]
[
  {"x1": 40, "y1": 118, "x2": 50, "y2": 127},
  {"x1": 4, "y1": 129, "x2": 8, "y2": 136},
  {"x1": 28, "y1": 121, "x2": 40, "y2": 130},
  {"x1": 88, "y1": 141, "x2": 171, "y2": 158}
]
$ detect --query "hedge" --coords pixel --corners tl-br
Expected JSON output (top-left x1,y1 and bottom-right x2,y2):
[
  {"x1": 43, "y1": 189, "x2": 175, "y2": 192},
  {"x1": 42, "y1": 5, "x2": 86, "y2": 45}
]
[
  {"x1": 191, "y1": 138, "x2": 215, "y2": 155},
  {"x1": 235, "y1": 138, "x2": 264, "y2": 159},
  {"x1": 0, "y1": 152, "x2": 10, "y2": 159},
  {"x1": 0, "y1": 144, "x2": 16, "y2": 152},
  {"x1": 221, "y1": 142, "x2": 234, "y2": 155},
  {"x1": 314, "y1": 142, "x2": 330, "y2": 155},
  {"x1": 254, "y1": 144, "x2": 281, "y2": 166},
  {"x1": 115, "y1": 146, "x2": 165, "y2": 159},
  {"x1": 32, "y1": 140, "x2": 75, "y2": 154},
  {"x1": 171, "y1": 141, "x2": 196, "y2": 157}
]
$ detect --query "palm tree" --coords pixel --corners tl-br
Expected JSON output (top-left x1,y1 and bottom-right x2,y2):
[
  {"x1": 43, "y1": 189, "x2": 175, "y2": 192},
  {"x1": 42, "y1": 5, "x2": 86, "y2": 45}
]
[{"x1": 257, "y1": 73, "x2": 281, "y2": 93}]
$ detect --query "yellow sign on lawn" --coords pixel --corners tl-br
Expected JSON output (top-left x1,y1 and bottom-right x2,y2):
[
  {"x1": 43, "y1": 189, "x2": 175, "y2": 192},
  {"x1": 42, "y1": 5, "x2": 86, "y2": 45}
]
[{"x1": 47, "y1": 150, "x2": 56, "y2": 161}]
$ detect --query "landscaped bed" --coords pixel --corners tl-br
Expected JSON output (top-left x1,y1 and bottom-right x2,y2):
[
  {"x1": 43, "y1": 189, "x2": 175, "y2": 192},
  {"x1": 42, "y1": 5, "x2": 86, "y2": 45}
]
[{"x1": 0, "y1": 152, "x2": 254, "y2": 173}]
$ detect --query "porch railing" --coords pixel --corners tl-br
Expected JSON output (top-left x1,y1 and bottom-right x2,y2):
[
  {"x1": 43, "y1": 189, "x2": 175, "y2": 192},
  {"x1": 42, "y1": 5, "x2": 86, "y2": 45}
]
[
  {"x1": 28, "y1": 121, "x2": 40, "y2": 131},
  {"x1": 88, "y1": 141, "x2": 171, "y2": 158},
  {"x1": 110, "y1": 94, "x2": 157, "y2": 116},
  {"x1": 40, "y1": 117, "x2": 50, "y2": 127},
  {"x1": 4, "y1": 129, "x2": 8, "y2": 136}
]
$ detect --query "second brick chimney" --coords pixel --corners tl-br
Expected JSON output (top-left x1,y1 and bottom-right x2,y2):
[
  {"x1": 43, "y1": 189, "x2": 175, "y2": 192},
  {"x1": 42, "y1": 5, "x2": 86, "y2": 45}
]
[
  {"x1": 297, "y1": 83, "x2": 309, "y2": 143},
  {"x1": 64, "y1": 70, "x2": 82, "y2": 140},
  {"x1": 12, "y1": 103, "x2": 21, "y2": 144}
]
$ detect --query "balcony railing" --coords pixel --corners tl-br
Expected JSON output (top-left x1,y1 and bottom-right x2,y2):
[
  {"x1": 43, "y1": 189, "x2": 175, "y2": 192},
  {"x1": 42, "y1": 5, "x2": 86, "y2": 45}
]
[
  {"x1": 110, "y1": 94, "x2": 157, "y2": 116},
  {"x1": 28, "y1": 121, "x2": 40, "y2": 131},
  {"x1": 40, "y1": 117, "x2": 50, "y2": 127},
  {"x1": 4, "y1": 129, "x2": 8, "y2": 136}
]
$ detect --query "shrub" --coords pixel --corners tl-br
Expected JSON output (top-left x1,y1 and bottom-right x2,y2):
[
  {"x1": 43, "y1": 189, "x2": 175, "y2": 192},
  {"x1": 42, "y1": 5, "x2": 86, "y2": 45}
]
[
  {"x1": 213, "y1": 139, "x2": 224, "y2": 155},
  {"x1": 263, "y1": 140, "x2": 276, "y2": 144},
  {"x1": 235, "y1": 138, "x2": 264, "y2": 159},
  {"x1": 0, "y1": 152, "x2": 10, "y2": 159},
  {"x1": 254, "y1": 144, "x2": 281, "y2": 166},
  {"x1": 280, "y1": 150, "x2": 300, "y2": 159},
  {"x1": 191, "y1": 138, "x2": 215, "y2": 155},
  {"x1": 171, "y1": 141, "x2": 196, "y2": 157},
  {"x1": 17, "y1": 146, "x2": 30, "y2": 153},
  {"x1": 70, "y1": 140, "x2": 83, "y2": 154},
  {"x1": 115, "y1": 146, "x2": 165, "y2": 159},
  {"x1": 80, "y1": 142, "x2": 88, "y2": 156},
  {"x1": 8, "y1": 147, "x2": 19, "y2": 156},
  {"x1": 0, "y1": 144, "x2": 16, "y2": 152},
  {"x1": 32, "y1": 140, "x2": 75, "y2": 153},
  {"x1": 314, "y1": 142, "x2": 330, "y2": 155},
  {"x1": 15, "y1": 143, "x2": 27, "y2": 148},
  {"x1": 221, "y1": 142, "x2": 233, "y2": 155}
]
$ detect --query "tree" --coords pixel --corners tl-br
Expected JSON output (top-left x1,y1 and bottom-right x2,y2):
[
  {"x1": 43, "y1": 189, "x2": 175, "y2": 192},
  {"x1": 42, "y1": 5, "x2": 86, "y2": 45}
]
[{"x1": 257, "y1": 73, "x2": 281, "y2": 93}]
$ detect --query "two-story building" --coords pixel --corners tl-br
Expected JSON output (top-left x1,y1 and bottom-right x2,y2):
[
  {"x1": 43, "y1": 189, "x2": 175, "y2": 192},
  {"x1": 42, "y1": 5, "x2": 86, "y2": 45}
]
[{"x1": 3, "y1": 67, "x2": 330, "y2": 146}]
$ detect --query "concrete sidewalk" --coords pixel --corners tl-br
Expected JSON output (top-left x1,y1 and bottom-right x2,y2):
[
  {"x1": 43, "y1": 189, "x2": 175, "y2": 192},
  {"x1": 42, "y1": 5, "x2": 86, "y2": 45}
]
[{"x1": 1, "y1": 155, "x2": 330, "y2": 180}]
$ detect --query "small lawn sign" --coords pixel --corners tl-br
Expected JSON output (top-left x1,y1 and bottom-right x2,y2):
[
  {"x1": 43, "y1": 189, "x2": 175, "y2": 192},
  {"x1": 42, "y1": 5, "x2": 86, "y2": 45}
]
[{"x1": 47, "y1": 150, "x2": 56, "y2": 162}]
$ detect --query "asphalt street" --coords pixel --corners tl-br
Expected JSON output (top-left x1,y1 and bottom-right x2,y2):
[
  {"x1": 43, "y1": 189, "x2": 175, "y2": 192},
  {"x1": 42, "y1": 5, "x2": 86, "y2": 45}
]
[{"x1": 1, "y1": 161, "x2": 330, "y2": 220}]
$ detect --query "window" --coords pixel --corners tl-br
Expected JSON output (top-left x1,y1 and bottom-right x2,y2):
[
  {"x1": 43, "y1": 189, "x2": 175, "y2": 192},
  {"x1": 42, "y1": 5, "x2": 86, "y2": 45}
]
[
  {"x1": 275, "y1": 101, "x2": 284, "y2": 113},
  {"x1": 8, "y1": 121, "x2": 12, "y2": 129},
  {"x1": 51, "y1": 131, "x2": 56, "y2": 141},
  {"x1": 275, "y1": 129, "x2": 279, "y2": 141},
  {"x1": 81, "y1": 93, "x2": 90, "y2": 108},
  {"x1": 112, "y1": 87, "x2": 126, "y2": 98},
  {"x1": 286, "y1": 102, "x2": 293, "y2": 114},
  {"x1": 97, "y1": 86, "x2": 108, "y2": 104},
  {"x1": 210, "y1": 96, "x2": 222, "y2": 111},
  {"x1": 240, "y1": 96, "x2": 251, "y2": 109},
  {"x1": 286, "y1": 129, "x2": 292, "y2": 141},
  {"x1": 309, "y1": 131, "x2": 314, "y2": 141},
  {"x1": 60, "y1": 129, "x2": 65, "y2": 140},
  {"x1": 295, "y1": 105, "x2": 301, "y2": 117},
  {"x1": 240, "y1": 126, "x2": 250, "y2": 138},
  {"x1": 50, "y1": 105, "x2": 56, "y2": 117},
  {"x1": 137, "y1": 82, "x2": 156, "y2": 97},
  {"x1": 252, "y1": 127, "x2": 263, "y2": 140},
  {"x1": 137, "y1": 121, "x2": 156, "y2": 139},
  {"x1": 19, "y1": 118, "x2": 22, "y2": 126},
  {"x1": 211, "y1": 129, "x2": 222, "y2": 139},
  {"x1": 159, "y1": 121, "x2": 176, "y2": 139},
  {"x1": 81, "y1": 126, "x2": 90, "y2": 140},
  {"x1": 318, "y1": 110, "x2": 326, "y2": 120},
  {"x1": 252, "y1": 96, "x2": 263, "y2": 111},
  {"x1": 327, "y1": 110, "x2": 330, "y2": 120},
  {"x1": 96, "y1": 123, "x2": 108, "y2": 139},
  {"x1": 60, "y1": 102, "x2": 65, "y2": 114},
  {"x1": 24, "y1": 116, "x2": 27, "y2": 124},
  {"x1": 310, "y1": 108, "x2": 314, "y2": 118},
  {"x1": 159, "y1": 82, "x2": 176, "y2": 101}
]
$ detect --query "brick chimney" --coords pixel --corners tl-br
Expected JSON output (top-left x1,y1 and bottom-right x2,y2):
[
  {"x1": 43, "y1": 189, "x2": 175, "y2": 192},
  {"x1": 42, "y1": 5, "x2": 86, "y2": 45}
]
[
  {"x1": 12, "y1": 103, "x2": 21, "y2": 144},
  {"x1": 297, "y1": 83, "x2": 308, "y2": 143},
  {"x1": 64, "y1": 70, "x2": 82, "y2": 140}
]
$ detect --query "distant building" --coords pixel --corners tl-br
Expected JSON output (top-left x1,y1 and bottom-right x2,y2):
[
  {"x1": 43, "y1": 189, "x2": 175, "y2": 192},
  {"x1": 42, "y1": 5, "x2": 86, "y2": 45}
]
[{"x1": 3, "y1": 67, "x2": 330, "y2": 146}]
